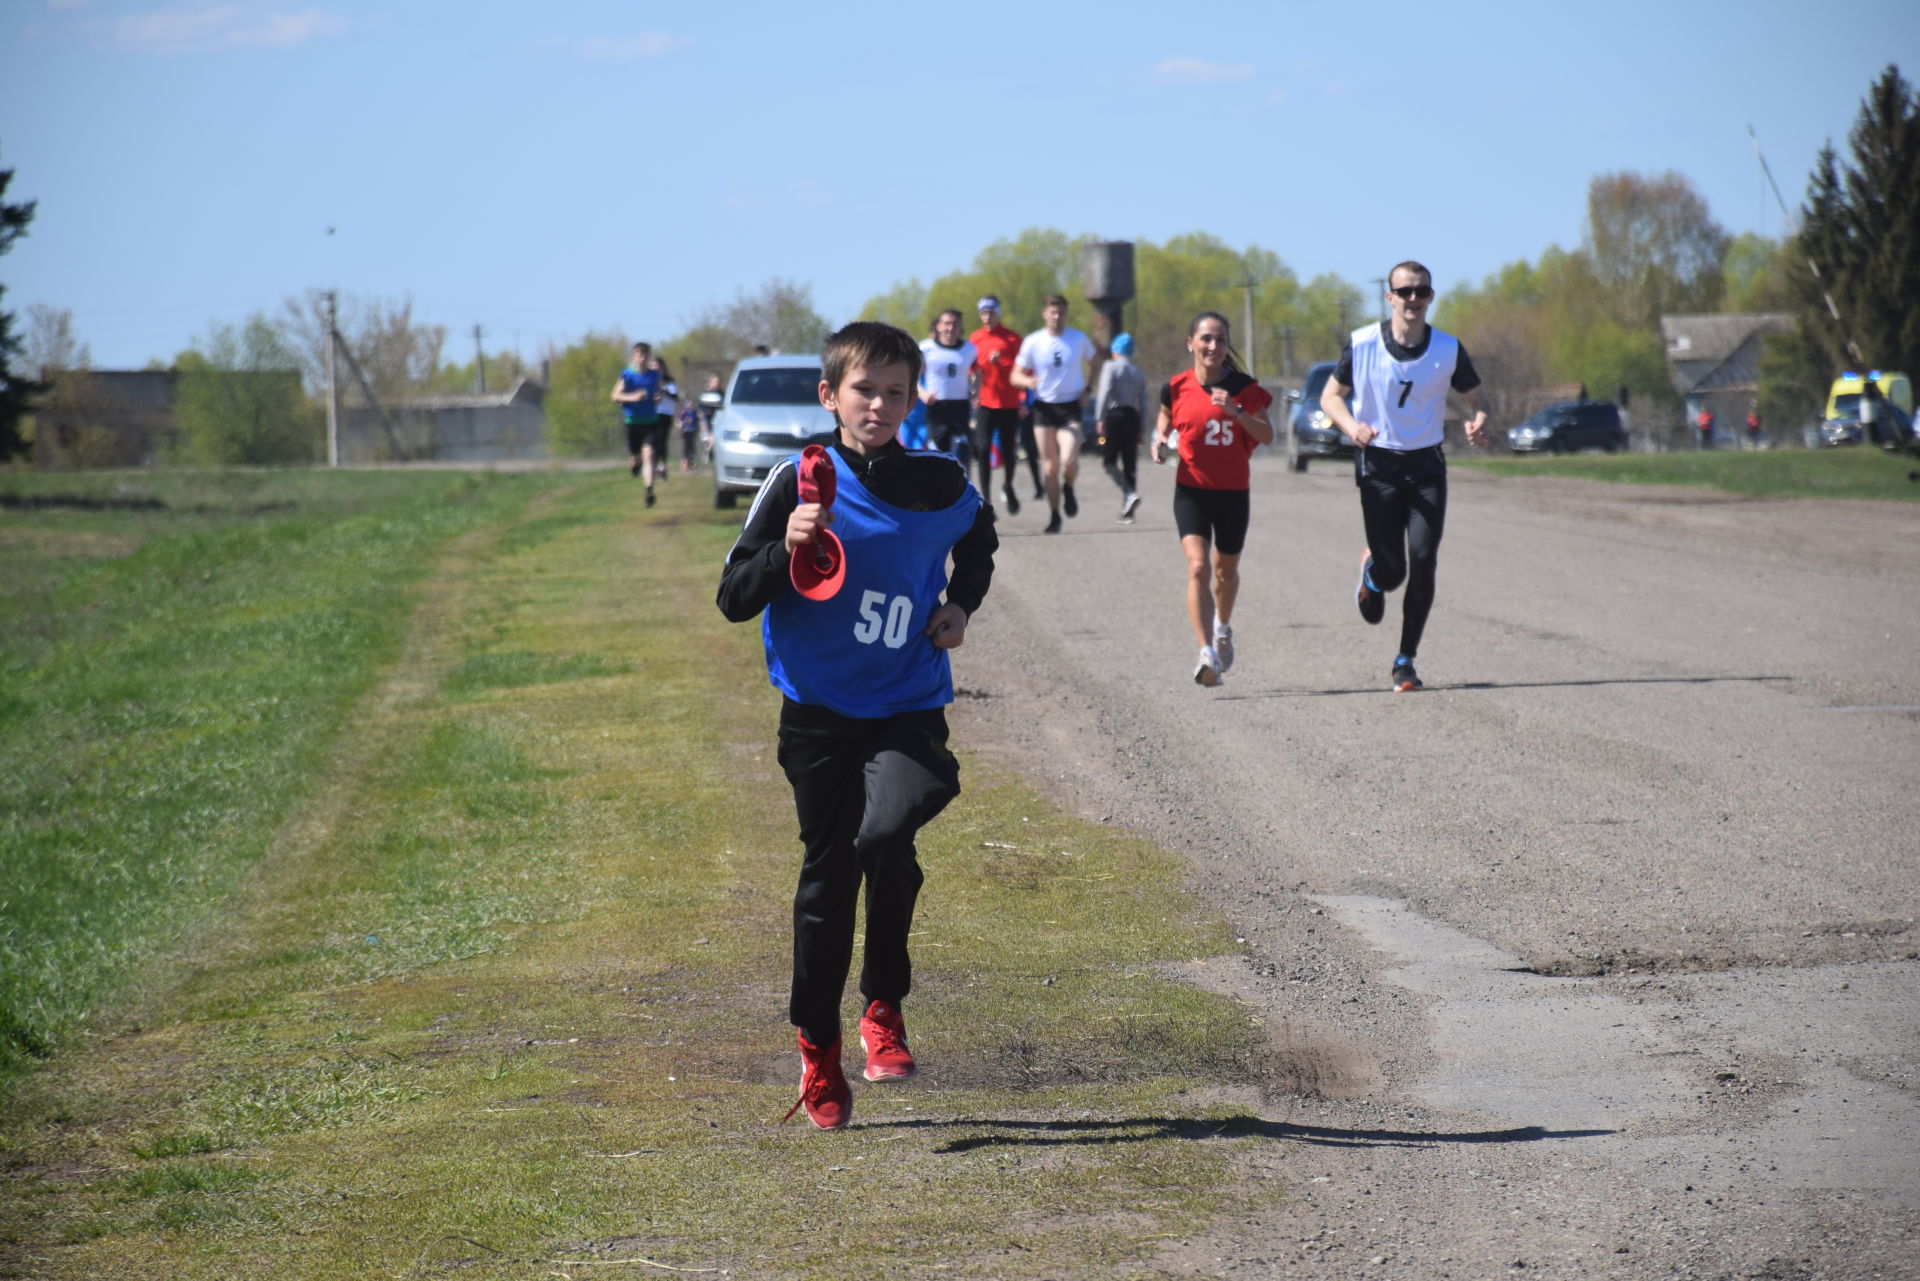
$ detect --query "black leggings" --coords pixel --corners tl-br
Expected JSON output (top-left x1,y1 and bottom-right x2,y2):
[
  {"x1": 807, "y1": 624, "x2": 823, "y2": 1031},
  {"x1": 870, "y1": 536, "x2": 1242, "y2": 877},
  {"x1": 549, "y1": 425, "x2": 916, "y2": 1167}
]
[
  {"x1": 1358, "y1": 452, "x2": 1447, "y2": 659},
  {"x1": 777, "y1": 701, "x2": 959, "y2": 1046}
]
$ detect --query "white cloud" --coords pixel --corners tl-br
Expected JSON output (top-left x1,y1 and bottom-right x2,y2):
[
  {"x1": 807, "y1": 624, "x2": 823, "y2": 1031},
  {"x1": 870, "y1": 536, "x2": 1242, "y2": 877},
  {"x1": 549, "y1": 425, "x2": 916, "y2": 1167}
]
[
  {"x1": 536, "y1": 32, "x2": 692, "y2": 63},
  {"x1": 100, "y1": 4, "x2": 345, "y2": 52},
  {"x1": 1154, "y1": 57, "x2": 1253, "y2": 85}
]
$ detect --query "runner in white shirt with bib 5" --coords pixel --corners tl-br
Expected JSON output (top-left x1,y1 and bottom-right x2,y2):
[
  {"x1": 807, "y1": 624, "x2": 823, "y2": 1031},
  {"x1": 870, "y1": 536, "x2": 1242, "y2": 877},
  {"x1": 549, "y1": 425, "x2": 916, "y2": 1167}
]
[{"x1": 1012, "y1": 293, "x2": 1099, "y2": 535}]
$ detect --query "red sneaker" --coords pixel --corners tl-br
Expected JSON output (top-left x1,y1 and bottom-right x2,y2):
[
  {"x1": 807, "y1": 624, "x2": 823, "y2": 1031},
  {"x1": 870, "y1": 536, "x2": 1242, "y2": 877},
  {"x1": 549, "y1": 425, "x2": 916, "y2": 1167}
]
[
  {"x1": 782, "y1": 1032, "x2": 851, "y2": 1130},
  {"x1": 859, "y1": 1000, "x2": 916, "y2": 1081}
]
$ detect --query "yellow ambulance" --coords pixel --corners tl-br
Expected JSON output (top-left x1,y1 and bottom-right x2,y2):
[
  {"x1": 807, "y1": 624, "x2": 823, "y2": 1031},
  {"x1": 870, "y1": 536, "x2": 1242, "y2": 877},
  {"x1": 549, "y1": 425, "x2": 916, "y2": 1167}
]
[{"x1": 1826, "y1": 370, "x2": 1913, "y2": 421}]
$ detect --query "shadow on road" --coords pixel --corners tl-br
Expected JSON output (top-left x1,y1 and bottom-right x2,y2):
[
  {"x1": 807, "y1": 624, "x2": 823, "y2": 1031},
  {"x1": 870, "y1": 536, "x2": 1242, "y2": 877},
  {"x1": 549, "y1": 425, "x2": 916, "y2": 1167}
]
[
  {"x1": 862, "y1": 1114, "x2": 1616, "y2": 1153},
  {"x1": 1216, "y1": 674, "x2": 1791, "y2": 701}
]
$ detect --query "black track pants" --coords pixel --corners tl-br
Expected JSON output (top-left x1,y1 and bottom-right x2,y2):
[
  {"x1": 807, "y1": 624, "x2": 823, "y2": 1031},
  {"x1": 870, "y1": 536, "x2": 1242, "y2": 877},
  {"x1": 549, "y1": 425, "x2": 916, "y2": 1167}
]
[
  {"x1": 974, "y1": 408, "x2": 1020, "y2": 500},
  {"x1": 1102, "y1": 420, "x2": 1140, "y2": 493},
  {"x1": 1357, "y1": 449, "x2": 1448, "y2": 660},
  {"x1": 777, "y1": 701, "x2": 959, "y2": 1044}
]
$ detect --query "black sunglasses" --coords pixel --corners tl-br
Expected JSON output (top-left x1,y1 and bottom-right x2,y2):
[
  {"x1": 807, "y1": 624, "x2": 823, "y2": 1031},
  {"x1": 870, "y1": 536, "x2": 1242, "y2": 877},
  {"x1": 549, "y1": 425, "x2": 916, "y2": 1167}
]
[{"x1": 1391, "y1": 285, "x2": 1434, "y2": 301}]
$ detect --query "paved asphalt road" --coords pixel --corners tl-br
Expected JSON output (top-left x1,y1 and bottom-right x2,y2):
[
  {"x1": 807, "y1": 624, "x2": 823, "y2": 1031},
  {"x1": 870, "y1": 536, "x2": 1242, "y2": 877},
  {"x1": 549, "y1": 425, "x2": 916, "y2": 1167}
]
[{"x1": 951, "y1": 448, "x2": 1919, "y2": 1280}]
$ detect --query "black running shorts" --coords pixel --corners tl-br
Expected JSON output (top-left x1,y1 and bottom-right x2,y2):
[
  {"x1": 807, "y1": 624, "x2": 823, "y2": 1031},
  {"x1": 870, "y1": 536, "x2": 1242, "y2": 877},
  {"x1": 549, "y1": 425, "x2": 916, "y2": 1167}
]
[
  {"x1": 1173, "y1": 483, "x2": 1250, "y2": 555},
  {"x1": 625, "y1": 416, "x2": 669, "y2": 455},
  {"x1": 1032, "y1": 399, "x2": 1081, "y2": 430}
]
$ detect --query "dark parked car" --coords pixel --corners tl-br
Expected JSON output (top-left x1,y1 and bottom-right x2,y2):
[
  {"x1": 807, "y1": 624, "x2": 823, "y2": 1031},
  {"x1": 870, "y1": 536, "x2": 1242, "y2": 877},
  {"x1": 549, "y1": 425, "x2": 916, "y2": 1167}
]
[
  {"x1": 1284, "y1": 361, "x2": 1355, "y2": 472},
  {"x1": 1506, "y1": 401, "x2": 1627, "y2": 454},
  {"x1": 1820, "y1": 402, "x2": 1914, "y2": 449}
]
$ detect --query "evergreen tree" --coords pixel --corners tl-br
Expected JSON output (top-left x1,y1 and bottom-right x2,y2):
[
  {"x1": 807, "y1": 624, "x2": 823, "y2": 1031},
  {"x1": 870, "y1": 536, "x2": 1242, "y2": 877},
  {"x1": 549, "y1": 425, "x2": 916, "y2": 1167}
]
[
  {"x1": 1794, "y1": 65, "x2": 1919, "y2": 375},
  {"x1": 0, "y1": 157, "x2": 41, "y2": 462}
]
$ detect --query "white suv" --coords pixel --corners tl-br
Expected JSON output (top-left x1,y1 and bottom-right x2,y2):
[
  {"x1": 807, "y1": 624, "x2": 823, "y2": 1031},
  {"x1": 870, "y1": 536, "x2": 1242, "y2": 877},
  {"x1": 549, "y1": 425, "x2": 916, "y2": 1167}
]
[{"x1": 710, "y1": 355, "x2": 831, "y2": 509}]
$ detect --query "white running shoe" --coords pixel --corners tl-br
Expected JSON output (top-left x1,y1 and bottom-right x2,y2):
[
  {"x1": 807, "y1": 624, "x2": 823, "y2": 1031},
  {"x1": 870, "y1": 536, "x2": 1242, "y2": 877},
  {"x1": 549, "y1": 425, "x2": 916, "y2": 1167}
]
[
  {"x1": 1120, "y1": 491, "x2": 1140, "y2": 520},
  {"x1": 1213, "y1": 625, "x2": 1234, "y2": 673},
  {"x1": 1193, "y1": 646, "x2": 1223, "y2": 687}
]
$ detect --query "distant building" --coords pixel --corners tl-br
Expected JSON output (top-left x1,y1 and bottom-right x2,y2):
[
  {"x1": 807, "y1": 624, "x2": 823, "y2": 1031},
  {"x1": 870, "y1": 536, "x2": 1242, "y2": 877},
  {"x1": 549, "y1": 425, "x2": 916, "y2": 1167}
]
[
  {"x1": 32, "y1": 370, "x2": 178, "y2": 468},
  {"x1": 339, "y1": 378, "x2": 548, "y2": 463},
  {"x1": 1661, "y1": 313, "x2": 1795, "y2": 442}
]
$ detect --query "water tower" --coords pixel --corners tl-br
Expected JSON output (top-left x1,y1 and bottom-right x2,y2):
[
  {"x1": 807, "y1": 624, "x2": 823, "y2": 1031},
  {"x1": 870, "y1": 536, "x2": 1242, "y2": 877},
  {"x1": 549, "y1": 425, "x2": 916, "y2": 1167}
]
[{"x1": 1081, "y1": 240, "x2": 1134, "y2": 351}]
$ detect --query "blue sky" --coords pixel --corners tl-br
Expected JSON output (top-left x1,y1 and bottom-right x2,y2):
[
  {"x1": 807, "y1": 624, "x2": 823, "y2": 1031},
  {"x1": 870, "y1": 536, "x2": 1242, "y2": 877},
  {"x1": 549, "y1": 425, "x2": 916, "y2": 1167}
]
[{"x1": 3, "y1": 0, "x2": 1914, "y2": 370}]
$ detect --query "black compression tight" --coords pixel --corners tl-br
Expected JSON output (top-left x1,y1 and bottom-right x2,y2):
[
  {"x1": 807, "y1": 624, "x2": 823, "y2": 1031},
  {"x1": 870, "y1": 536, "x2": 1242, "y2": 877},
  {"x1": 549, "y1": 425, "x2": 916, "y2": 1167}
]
[{"x1": 1359, "y1": 467, "x2": 1447, "y2": 659}]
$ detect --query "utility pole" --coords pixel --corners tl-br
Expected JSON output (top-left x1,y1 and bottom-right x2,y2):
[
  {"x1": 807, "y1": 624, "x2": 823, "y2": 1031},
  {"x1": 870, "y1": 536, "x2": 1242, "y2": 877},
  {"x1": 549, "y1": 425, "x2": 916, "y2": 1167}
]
[
  {"x1": 1371, "y1": 277, "x2": 1388, "y2": 325},
  {"x1": 1243, "y1": 276, "x2": 1256, "y2": 377},
  {"x1": 1279, "y1": 325, "x2": 1296, "y2": 385},
  {"x1": 1748, "y1": 123, "x2": 1862, "y2": 366},
  {"x1": 327, "y1": 312, "x2": 405, "y2": 460},
  {"x1": 325, "y1": 290, "x2": 340, "y2": 467},
  {"x1": 472, "y1": 324, "x2": 487, "y2": 395}
]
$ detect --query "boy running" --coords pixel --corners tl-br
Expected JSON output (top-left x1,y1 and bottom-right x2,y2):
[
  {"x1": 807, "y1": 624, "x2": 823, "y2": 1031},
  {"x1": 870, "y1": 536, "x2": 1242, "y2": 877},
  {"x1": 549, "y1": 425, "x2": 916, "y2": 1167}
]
[
  {"x1": 613, "y1": 342, "x2": 662, "y2": 505},
  {"x1": 717, "y1": 321, "x2": 997, "y2": 1130},
  {"x1": 1319, "y1": 262, "x2": 1489, "y2": 692}
]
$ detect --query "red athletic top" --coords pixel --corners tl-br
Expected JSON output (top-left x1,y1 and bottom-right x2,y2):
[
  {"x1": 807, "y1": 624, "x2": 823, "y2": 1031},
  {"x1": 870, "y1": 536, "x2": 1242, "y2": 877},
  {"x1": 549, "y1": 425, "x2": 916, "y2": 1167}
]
[
  {"x1": 1161, "y1": 369, "x2": 1273, "y2": 490},
  {"x1": 969, "y1": 323, "x2": 1022, "y2": 410}
]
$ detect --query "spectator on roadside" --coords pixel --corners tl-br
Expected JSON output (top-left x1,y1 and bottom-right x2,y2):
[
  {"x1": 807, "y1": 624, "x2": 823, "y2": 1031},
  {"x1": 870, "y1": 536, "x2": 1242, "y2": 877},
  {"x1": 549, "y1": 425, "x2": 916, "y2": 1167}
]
[
  {"x1": 1697, "y1": 405, "x2": 1715, "y2": 450},
  {"x1": 1745, "y1": 403, "x2": 1763, "y2": 451},
  {"x1": 1860, "y1": 378, "x2": 1885, "y2": 446},
  {"x1": 697, "y1": 373, "x2": 723, "y2": 465}
]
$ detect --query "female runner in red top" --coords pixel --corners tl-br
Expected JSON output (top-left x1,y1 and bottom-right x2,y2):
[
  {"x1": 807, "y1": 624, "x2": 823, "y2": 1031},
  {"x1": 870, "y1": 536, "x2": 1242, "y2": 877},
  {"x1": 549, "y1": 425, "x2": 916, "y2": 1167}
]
[{"x1": 1151, "y1": 312, "x2": 1275, "y2": 687}]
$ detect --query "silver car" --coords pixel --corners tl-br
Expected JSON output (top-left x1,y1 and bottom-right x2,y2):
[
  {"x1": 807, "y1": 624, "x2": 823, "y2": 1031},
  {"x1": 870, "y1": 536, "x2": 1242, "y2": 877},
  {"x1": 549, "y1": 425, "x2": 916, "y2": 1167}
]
[{"x1": 710, "y1": 355, "x2": 830, "y2": 509}]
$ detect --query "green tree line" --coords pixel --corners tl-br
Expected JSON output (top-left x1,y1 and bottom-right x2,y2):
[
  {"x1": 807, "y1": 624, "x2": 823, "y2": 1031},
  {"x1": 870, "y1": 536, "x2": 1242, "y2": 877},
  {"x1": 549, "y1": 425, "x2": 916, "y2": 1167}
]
[{"x1": 9, "y1": 65, "x2": 1908, "y2": 465}]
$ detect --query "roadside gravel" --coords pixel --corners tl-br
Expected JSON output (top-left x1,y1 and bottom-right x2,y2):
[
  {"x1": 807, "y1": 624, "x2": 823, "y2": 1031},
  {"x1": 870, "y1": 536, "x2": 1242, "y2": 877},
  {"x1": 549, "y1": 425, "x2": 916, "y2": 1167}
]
[{"x1": 952, "y1": 454, "x2": 1919, "y2": 1280}]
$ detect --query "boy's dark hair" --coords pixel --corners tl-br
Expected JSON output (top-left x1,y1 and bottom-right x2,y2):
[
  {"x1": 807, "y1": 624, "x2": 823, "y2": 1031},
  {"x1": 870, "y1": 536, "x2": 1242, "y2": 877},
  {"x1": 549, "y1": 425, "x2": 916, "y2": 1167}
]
[
  {"x1": 822, "y1": 321, "x2": 923, "y2": 392},
  {"x1": 1387, "y1": 260, "x2": 1430, "y2": 285},
  {"x1": 632, "y1": 341, "x2": 651, "y2": 355},
  {"x1": 935, "y1": 307, "x2": 963, "y2": 329},
  {"x1": 1043, "y1": 293, "x2": 1069, "y2": 310}
]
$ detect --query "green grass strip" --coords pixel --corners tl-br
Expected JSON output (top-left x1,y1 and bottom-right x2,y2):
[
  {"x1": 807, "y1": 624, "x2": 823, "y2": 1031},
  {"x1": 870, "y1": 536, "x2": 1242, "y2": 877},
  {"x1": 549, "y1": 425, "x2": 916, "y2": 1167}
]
[
  {"x1": 2, "y1": 472, "x2": 1283, "y2": 1279},
  {"x1": 0, "y1": 469, "x2": 565, "y2": 1076},
  {"x1": 1458, "y1": 447, "x2": 1920, "y2": 502}
]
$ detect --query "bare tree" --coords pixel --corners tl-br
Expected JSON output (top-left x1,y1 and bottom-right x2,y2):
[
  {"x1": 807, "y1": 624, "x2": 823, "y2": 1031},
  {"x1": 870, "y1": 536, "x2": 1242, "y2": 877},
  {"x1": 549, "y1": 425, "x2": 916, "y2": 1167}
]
[
  {"x1": 22, "y1": 303, "x2": 90, "y2": 379},
  {"x1": 1584, "y1": 171, "x2": 1730, "y2": 330},
  {"x1": 686, "y1": 278, "x2": 832, "y2": 356},
  {"x1": 1453, "y1": 307, "x2": 1555, "y2": 441},
  {"x1": 280, "y1": 289, "x2": 447, "y2": 407}
]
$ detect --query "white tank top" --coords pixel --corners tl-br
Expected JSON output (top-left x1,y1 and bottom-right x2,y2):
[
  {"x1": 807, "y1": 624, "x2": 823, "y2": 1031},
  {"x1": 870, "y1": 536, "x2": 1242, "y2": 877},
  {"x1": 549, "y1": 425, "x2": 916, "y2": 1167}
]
[
  {"x1": 919, "y1": 339, "x2": 977, "y2": 401},
  {"x1": 1349, "y1": 323, "x2": 1458, "y2": 451}
]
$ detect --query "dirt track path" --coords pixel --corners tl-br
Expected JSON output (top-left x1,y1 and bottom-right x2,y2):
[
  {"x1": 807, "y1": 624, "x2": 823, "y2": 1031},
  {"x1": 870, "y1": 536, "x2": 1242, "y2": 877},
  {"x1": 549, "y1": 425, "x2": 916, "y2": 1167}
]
[{"x1": 954, "y1": 454, "x2": 1920, "y2": 1280}]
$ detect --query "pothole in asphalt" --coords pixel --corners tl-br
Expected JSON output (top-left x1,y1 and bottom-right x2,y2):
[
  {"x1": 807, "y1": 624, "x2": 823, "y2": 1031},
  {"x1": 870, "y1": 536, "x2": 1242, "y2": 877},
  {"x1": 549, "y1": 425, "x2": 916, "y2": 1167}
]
[{"x1": 1312, "y1": 894, "x2": 1920, "y2": 1202}]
